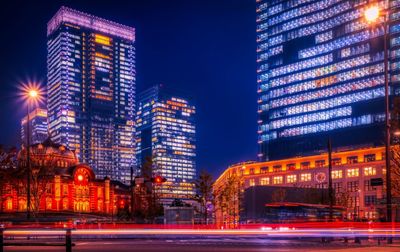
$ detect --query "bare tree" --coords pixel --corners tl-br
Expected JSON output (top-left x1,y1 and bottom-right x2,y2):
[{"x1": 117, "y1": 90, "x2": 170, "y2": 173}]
[
  {"x1": 390, "y1": 145, "x2": 400, "y2": 197},
  {"x1": 194, "y1": 170, "x2": 213, "y2": 224},
  {"x1": 213, "y1": 172, "x2": 243, "y2": 228}
]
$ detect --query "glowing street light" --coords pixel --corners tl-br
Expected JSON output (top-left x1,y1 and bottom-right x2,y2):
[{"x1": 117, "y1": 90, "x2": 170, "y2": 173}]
[
  {"x1": 365, "y1": 6, "x2": 380, "y2": 23},
  {"x1": 364, "y1": 4, "x2": 393, "y2": 228},
  {"x1": 22, "y1": 84, "x2": 43, "y2": 220},
  {"x1": 28, "y1": 89, "x2": 39, "y2": 99}
]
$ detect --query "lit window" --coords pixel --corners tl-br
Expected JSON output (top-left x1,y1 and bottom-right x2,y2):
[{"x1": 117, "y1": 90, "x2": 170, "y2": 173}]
[
  {"x1": 273, "y1": 176, "x2": 283, "y2": 184},
  {"x1": 287, "y1": 163, "x2": 296, "y2": 170},
  {"x1": 347, "y1": 168, "x2": 359, "y2": 177},
  {"x1": 260, "y1": 177, "x2": 270, "y2": 185},
  {"x1": 249, "y1": 179, "x2": 256, "y2": 187},
  {"x1": 364, "y1": 167, "x2": 376, "y2": 176},
  {"x1": 364, "y1": 154, "x2": 376, "y2": 162},
  {"x1": 300, "y1": 173, "x2": 311, "y2": 182},
  {"x1": 332, "y1": 170, "x2": 343, "y2": 179},
  {"x1": 286, "y1": 175, "x2": 297, "y2": 183}
]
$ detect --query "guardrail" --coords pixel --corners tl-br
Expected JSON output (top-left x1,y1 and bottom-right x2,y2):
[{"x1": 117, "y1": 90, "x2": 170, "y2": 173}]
[{"x1": 0, "y1": 225, "x2": 398, "y2": 251}]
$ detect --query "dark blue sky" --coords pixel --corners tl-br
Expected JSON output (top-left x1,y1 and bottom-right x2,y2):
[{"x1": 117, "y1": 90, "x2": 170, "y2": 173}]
[{"x1": 0, "y1": 0, "x2": 258, "y2": 177}]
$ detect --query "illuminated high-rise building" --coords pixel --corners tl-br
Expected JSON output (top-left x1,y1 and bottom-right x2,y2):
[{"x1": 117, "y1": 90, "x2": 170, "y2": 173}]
[
  {"x1": 47, "y1": 7, "x2": 136, "y2": 183},
  {"x1": 256, "y1": 0, "x2": 400, "y2": 160},
  {"x1": 136, "y1": 85, "x2": 196, "y2": 202},
  {"x1": 21, "y1": 108, "x2": 48, "y2": 146}
]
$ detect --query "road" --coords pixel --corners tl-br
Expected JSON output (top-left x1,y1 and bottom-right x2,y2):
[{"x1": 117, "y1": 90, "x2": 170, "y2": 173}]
[
  {"x1": 3, "y1": 238, "x2": 400, "y2": 251},
  {"x1": 2, "y1": 228, "x2": 400, "y2": 251}
]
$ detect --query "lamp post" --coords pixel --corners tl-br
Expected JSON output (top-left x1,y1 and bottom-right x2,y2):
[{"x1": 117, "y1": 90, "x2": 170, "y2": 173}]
[
  {"x1": 364, "y1": 5, "x2": 392, "y2": 222},
  {"x1": 25, "y1": 89, "x2": 39, "y2": 220}
]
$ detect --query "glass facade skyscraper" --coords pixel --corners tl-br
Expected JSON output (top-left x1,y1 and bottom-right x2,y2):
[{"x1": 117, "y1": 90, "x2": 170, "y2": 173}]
[
  {"x1": 21, "y1": 108, "x2": 48, "y2": 146},
  {"x1": 256, "y1": 0, "x2": 400, "y2": 161},
  {"x1": 136, "y1": 85, "x2": 196, "y2": 202},
  {"x1": 47, "y1": 7, "x2": 136, "y2": 183}
]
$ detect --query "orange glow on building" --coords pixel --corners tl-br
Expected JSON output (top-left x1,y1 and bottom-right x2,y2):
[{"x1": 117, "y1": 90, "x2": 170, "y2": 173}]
[{"x1": 214, "y1": 147, "x2": 388, "y2": 224}]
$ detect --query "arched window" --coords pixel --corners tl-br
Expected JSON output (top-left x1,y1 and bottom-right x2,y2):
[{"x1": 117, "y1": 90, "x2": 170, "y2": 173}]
[
  {"x1": 63, "y1": 198, "x2": 69, "y2": 210},
  {"x1": 97, "y1": 200, "x2": 103, "y2": 212},
  {"x1": 6, "y1": 197, "x2": 13, "y2": 211},
  {"x1": 46, "y1": 197, "x2": 52, "y2": 210},
  {"x1": 18, "y1": 199, "x2": 27, "y2": 211}
]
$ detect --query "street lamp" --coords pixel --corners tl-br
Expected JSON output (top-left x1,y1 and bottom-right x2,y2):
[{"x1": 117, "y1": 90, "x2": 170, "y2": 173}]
[
  {"x1": 364, "y1": 5, "x2": 392, "y2": 222},
  {"x1": 24, "y1": 87, "x2": 41, "y2": 220}
]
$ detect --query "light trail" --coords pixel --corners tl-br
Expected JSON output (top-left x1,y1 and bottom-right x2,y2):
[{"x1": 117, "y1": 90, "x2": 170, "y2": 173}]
[{"x1": 3, "y1": 228, "x2": 400, "y2": 238}]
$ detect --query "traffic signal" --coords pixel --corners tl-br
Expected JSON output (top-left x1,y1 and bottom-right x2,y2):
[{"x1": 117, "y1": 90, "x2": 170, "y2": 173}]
[{"x1": 151, "y1": 176, "x2": 167, "y2": 184}]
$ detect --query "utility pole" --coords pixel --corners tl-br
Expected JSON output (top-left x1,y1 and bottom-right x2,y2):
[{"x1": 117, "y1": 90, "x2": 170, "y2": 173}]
[
  {"x1": 26, "y1": 105, "x2": 31, "y2": 220},
  {"x1": 130, "y1": 166, "x2": 135, "y2": 220},
  {"x1": 328, "y1": 138, "x2": 333, "y2": 222},
  {"x1": 383, "y1": 10, "x2": 392, "y2": 224}
]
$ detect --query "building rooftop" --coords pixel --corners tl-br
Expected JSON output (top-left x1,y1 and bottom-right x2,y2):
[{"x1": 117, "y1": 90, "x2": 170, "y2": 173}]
[{"x1": 47, "y1": 6, "x2": 135, "y2": 41}]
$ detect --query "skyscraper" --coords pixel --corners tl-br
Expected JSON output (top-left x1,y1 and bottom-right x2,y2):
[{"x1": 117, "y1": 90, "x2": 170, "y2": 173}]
[
  {"x1": 256, "y1": 0, "x2": 400, "y2": 160},
  {"x1": 136, "y1": 85, "x2": 196, "y2": 202},
  {"x1": 21, "y1": 108, "x2": 48, "y2": 146},
  {"x1": 47, "y1": 7, "x2": 136, "y2": 183}
]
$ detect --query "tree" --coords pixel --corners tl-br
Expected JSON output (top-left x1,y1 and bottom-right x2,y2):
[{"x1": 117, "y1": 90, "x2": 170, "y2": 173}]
[
  {"x1": 390, "y1": 145, "x2": 400, "y2": 197},
  {"x1": 133, "y1": 156, "x2": 164, "y2": 223},
  {"x1": 213, "y1": 172, "x2": 243, "y2": 228},
  {"x1": 194, "y1": 170, "x2": 213, "y2": 224},
  {"x1": 16, "y1": 149, "x2": 57, "y2": 215},
  {"x1": 0, "y1": 146, "x2": 17, "y2": 213}
]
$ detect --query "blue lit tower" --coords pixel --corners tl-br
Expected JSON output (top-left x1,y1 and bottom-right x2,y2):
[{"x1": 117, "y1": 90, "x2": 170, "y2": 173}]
[
  {"x1": 136, "y1": 84, "x2": 196, "y2": 202},
  {"x1": 47, "y1": 7, "x2": 136, "y2": 183},
  {"x1": 256, "y1": 0, "x2": 400, "y2": 160},
  {"x1": 21, "y1": 108, "x2": 48, "y2": 146}
]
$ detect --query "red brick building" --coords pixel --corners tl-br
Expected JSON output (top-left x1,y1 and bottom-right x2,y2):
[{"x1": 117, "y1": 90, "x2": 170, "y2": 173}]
[{"x1": 0, "y1": 138, "x2": 130, "y2": 214}]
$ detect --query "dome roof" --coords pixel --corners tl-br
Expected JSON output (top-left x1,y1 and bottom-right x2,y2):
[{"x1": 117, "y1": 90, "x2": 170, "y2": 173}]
[{"x1": 18, "y1": 137, "x2": 79, "y2": 165}]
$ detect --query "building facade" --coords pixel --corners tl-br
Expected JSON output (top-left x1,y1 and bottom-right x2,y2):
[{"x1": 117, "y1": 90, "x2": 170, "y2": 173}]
[
  {"x1": 21, "y1": 108, "x2": 48, "y2": 146},
  {"x1": 0, "y1": 138, "x2": 130, "y2": 214},
  {"x1": 214, "y1": 147, "x2": 389, "y2": 224},
  {"x1": 136, "y1": 85, "x2": 196, "y2": 203},
  {"x1": 256, "y1": 0, "x2": 400, "y2": 160},
  {"x1": 47, "y1": 7, "x2": 136, "y2": 183}
]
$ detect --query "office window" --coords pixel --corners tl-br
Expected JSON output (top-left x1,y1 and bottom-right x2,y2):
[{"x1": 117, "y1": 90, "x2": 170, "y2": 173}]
[
  {"x1": 332, "y1": 158, "x2": 342, "y2": 166},
  {"x1": 260, "y1": 177, "x2": 270, "y2": 185},
  {"x1": 287, "y1": 163, "x2": 296, "y2": 170},
  {"x1": 347, "y1": 156, "x2": 358, "y2": 164},
  {"x1": 364, "y1": 167, "x2": 376, "y2": 176},
  {"x1": 260, "y1": 167, "x2": 268, "y2": 174},
  {"x1": 249, "y1": 179, "x2": 256, "y2": 187},
  {"x1": 273, "y1": 176, "x2": 283, "y2": 184},
  {"x1": 331, "y1": 170, "x2": 343, "y2": 179},
  {"x1": 315, "y1": 160, "x2": 325, "y2": 168},
  {"x1": 333, "y1": 182, "x2": 343, "y2": 193},
  {"x1": 347, "y1": 168, "x2": 359, "y2": 177},
  {"x1": 364, "y1": 180, "x2": 374, "y2": 191},
  {"x1": 365, "y1": 195, "x2": 377, "y2": 206},
  {"x1": 273, "y1": 165, "x2": 282, "y2": 172},
  {"x1": 286, "y1": 175, "x2": 297, "y2": 183},
  {"x1": 300, "y1": 173, "x2": 311, "y2": 182},
  {"x1": 300, "y1": 162, "x2": 310, "y2": 169},
  {"x1": 364, "y1": 154, "x2": 376, "y2": 162},
  {"x1": 347, "y1": 181, "x2": 359, "y2": 192}
]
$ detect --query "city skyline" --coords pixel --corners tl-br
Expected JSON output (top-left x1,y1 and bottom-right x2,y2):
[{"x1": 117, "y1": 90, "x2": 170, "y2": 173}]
[{"x1": 0, "y1": 0, "x2": 257, "y2": 178}]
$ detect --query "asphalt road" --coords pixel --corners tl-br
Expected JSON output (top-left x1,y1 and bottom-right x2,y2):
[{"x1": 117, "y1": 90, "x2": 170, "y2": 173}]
[{"x1": 3, "y1": 238, "x2": 400, "y2": 252}]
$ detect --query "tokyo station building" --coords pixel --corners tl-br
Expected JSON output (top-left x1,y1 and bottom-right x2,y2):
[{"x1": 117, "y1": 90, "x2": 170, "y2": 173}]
[
  {"x1": 214, "y1": 147, "x2": 388, "y2": 221},
  {"x1": 0, "y1": 138, "x2": 130, "y2": 214}
]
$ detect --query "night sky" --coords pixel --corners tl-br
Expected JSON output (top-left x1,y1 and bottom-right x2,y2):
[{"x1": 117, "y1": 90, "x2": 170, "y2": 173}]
[{"x1": 0, "y1": 0, "x2": 258, "y2": 177}]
